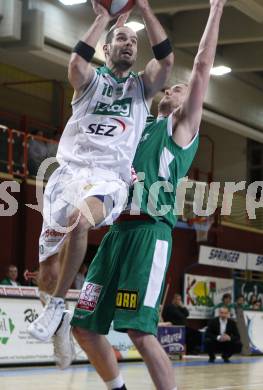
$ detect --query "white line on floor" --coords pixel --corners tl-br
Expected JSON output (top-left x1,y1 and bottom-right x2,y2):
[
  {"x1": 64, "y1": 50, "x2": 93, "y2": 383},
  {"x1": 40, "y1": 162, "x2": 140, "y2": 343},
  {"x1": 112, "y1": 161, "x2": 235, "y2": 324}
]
[{"x1": 202, "y1": 384, "x2": 263, "y2": 390}]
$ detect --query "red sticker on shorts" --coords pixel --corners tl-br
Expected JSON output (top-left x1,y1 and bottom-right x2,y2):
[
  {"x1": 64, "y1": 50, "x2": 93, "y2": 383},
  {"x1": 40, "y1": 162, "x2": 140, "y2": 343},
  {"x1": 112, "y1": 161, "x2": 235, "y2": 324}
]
[
  {"x1": 44, "y1": 229, "x2": 65, "y2": 243},
  {"x1": 77, "y1": 282, "x2": 102, "y2": 312}
]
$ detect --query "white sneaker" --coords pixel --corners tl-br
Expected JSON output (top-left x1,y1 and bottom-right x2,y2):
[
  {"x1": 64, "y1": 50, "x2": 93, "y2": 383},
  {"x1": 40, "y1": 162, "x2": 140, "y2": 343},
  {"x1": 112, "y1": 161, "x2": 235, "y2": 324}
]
[
  {"x1": 53, "y1": 310, "x2": 75, "y2": 370},
  {"x1": 28, "y1": 296, "x2": 65, "y2": 342}
]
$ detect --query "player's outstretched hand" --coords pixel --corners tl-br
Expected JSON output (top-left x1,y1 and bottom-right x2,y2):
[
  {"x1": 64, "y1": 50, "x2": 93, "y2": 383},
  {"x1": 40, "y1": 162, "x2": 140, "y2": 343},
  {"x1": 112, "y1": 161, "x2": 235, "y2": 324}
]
[
  {"x1": 210, "y1": 0, "x2": 228, "y2": 7},
  {"x1": 115, "y1": 12, "x2": 130, "y2": 28},
  {"x1": 91, "y1": 0, "x2": 113, "y2": 21},
  {"x1": 135, "y1": 0, "x2": 150, "y2": 11}
]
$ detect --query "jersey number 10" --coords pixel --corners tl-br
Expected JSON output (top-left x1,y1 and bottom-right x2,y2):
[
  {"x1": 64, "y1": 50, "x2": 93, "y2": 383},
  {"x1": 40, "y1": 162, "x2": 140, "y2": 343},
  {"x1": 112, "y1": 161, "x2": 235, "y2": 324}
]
[{"x1": 102, "y1": 83, "x2": 113, "y2": 98}]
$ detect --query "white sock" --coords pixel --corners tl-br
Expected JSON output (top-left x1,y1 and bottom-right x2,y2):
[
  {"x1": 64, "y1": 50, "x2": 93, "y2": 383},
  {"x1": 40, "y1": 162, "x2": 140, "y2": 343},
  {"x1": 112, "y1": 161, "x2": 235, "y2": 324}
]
[{"x1": 105, "y1": 374, "x2": 124, "y2": 389}]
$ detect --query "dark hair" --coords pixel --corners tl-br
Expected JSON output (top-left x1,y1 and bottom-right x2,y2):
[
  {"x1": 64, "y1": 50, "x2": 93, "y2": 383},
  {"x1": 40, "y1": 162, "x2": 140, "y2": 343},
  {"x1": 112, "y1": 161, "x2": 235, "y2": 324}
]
[
  {"x1": 249, "y1": 294, "x2": 257, "y2": 304},
  {"x1": 222, "y1": 293, "x2": 231, "y2": 301},
  {"x1": 237, "y1": 294, "x2": 244, "y2": 299}
]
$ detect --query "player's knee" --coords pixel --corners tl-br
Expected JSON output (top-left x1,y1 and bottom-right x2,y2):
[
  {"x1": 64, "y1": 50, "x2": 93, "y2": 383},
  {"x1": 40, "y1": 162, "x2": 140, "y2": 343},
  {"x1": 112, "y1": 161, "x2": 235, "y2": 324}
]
[
  {"x1": 128, "y1": 329, "x2": 150, "y2": 350},
  {"x1": 68, "y1": 209, "x2": 80, "y2": 229},
  {"x1": 68, "y1": 210, "x2": 90, "y2": 236},
  {"x1": 78, "y1": 214, "x2": 90, "y2": 232}
]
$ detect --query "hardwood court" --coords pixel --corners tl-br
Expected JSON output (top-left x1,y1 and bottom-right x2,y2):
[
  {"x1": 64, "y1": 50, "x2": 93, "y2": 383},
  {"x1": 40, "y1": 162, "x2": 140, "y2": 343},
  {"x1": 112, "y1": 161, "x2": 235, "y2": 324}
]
[{"x1": 1, "y1": 357, "x2": 263, "y2": 390}]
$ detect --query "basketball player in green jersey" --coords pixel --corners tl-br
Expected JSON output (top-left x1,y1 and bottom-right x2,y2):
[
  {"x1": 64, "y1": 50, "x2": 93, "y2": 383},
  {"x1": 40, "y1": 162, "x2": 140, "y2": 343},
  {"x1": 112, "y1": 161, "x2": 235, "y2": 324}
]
[{"x1": 71, "y1": 1, "x2": 227, "y2": 389}]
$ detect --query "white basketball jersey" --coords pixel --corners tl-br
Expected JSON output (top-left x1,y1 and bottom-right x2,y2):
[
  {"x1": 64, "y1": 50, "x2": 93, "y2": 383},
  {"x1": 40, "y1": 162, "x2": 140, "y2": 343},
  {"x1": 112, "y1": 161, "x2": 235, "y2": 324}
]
[{"x1": 57, "y1": 66, "x2": 149, "y2": 183}]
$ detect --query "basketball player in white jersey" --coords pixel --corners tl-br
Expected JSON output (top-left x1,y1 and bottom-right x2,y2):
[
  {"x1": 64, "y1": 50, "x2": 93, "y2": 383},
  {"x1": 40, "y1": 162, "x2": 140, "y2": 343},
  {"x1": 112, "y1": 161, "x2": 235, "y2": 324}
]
[{"x1": 28, "y1": 0, "x2": 174, "y2": 368}]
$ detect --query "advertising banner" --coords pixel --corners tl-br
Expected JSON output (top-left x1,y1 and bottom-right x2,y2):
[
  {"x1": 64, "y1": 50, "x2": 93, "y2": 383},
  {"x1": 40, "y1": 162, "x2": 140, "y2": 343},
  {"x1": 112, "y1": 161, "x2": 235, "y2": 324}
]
[
  {"x1": 234, "y1": 279, "x2": 263, "y2": 306},
  {"x1": 244, "y1": 310, "x2": 263, "y2": 354},
  {"x1": 184, "y1": 274, "x2": 234, "y2": 319},
  {"x1": 157, "y1": 326, "x2": 185, "y2": 355},
  {"x1": 247, "y1": 253, "x2": 263, "y2": 272},
  {"x1": 0, "y1": 293, "x2": 140, "y2": 364},
  {"x1": 198, "y1": 246, "x2": 247, "y2": 270},
  {"x1": 0, "y1": 298, "x2": 87, "y2": 364},
  {"x1": 0, "y1": 286, "x2": 80, "y2": 299}
]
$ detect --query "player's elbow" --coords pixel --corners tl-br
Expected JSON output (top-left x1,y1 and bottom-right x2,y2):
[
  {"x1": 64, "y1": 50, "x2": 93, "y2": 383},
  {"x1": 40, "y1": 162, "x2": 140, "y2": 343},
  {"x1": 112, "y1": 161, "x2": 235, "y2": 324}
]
[
  {"x1": 193, "y1": 59, "x2": 211, "y2": 75},
  {"x1": 160, "y1": 52, "x2": 174, "y2": 71},
  {"x1": 68, "y1": 55, "x2": 91, "y2": 90},
  {"x1": 68, "y1": 56, "x2": 81, "y2": 81}
]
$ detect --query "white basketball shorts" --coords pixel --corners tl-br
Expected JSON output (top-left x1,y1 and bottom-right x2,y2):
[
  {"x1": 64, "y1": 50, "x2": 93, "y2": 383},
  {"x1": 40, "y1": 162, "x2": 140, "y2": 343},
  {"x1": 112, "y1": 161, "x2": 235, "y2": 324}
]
[{"x1": 39, "y1": 163, "x2": 128, "y2": 262}]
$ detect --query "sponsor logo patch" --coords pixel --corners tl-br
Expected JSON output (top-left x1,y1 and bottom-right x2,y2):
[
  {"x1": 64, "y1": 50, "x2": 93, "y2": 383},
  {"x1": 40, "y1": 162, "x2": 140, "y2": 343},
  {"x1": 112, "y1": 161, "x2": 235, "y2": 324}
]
[
  {"x1": 44, "y1": 229, "x2": 65, "y2": 243},
  {"x1": 116, "y1": 289, "x2": 138, "y2": 311},
  {"x1": 93, "y1": 98, "x2": 132, "y2": 117},
  {"x1": 77, "y1": 282, "x2": 103, "y2": 312},
  {"x1": 85, "y1": 118, "x2": 126, "y2": 137}
]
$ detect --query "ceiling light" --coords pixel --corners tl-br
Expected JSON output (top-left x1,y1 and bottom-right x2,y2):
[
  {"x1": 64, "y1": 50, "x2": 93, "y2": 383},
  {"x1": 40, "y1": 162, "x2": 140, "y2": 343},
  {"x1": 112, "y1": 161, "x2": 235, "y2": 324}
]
[
  {"x1": 59, "y1": 0, "x2": 87, "y2": 5},
  {"x1": 125, "y1": 21, "x2": 145, "y2": 32},
  {"x1": 211, "y1": 66, "x2": 232, "y2": 76}
]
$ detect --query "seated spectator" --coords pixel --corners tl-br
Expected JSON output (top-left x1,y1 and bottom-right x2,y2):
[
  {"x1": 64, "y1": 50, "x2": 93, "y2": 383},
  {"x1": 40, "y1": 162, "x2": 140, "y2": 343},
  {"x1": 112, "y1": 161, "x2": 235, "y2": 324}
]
[
  {"x1": 47, "y1": 131, "x2": 60, "y2": 158},
  {"x1": 28, "y1": 130, "x2": 48, "y2": 176},
  {"x1": 251, "y1": 300, "x2": 262, "y2": 311},
  {"x1": 0, "y1": 265, "x2": 20, "y2": 286},
  {"x1": 163, "y1": 294, "x2": 189, "y2": 326},
  {"x1": 235, "y1": 294, "x2": 248, "y2": 310},
  {"x1": 163, "y1": 293, "x2": 201, "y2": 354},
  {"x1": 205, "y1": 307, "x2": 242, "y2": 363},
  {"x1": 249, "y1": 294, "x2": 258, "y2": 308},
  {"x1": 214, "y1": 293, "x2": 236, "y2": 319},
  {"x1": 73, "y1": 263, "x2": 88, "y2": 290}
]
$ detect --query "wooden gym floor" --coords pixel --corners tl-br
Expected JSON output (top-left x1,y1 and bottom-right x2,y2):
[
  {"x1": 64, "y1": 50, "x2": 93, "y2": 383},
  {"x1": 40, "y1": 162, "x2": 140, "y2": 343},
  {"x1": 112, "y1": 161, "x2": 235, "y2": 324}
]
[{"x1": 1, "y1": 356, "x2": 263, "y2": 390}]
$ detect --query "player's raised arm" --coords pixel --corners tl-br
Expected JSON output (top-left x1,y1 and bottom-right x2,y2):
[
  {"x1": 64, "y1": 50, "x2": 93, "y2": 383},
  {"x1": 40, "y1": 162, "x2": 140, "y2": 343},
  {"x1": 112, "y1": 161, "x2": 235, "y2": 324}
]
[
  {"x1": 172, "y1": 0, "x2": 227, "y2": 147},
  {"x1": 136, "y1": 0, "x2": 174, "y2": 101},
  {"x1": 68, "y1": 1, "x2": 113, "y2": 96}
]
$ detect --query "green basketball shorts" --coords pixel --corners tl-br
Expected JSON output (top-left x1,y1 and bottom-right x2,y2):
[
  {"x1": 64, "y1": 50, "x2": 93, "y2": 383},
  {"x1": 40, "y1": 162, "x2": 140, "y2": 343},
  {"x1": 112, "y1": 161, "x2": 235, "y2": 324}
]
[{"x1": 71, "y1": 220, "x2": 172, "y2": 336}]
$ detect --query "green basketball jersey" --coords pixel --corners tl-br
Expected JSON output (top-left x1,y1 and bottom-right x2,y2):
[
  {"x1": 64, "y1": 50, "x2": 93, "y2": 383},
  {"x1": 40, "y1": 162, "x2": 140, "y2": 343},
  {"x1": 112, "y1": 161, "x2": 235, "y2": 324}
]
[{"x1": 131, "y1": 115, "x2": 199, "y2": 228}]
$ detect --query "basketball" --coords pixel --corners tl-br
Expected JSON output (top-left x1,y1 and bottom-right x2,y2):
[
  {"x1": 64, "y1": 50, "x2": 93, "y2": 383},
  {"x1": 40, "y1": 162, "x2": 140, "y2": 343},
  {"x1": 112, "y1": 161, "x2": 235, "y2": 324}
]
[{"x1": 96, "y1": 0, "x2": 135, "y2": 16}]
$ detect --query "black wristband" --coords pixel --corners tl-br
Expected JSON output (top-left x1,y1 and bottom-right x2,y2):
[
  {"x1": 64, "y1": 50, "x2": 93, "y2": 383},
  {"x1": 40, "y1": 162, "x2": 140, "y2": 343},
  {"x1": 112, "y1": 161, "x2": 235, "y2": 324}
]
[
  {"x1": 152, "y1": 38, "x2": 173, "y2": 61},
  {"x1": 72, "y1": 41, "x2": 95, "y2": 63}
]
